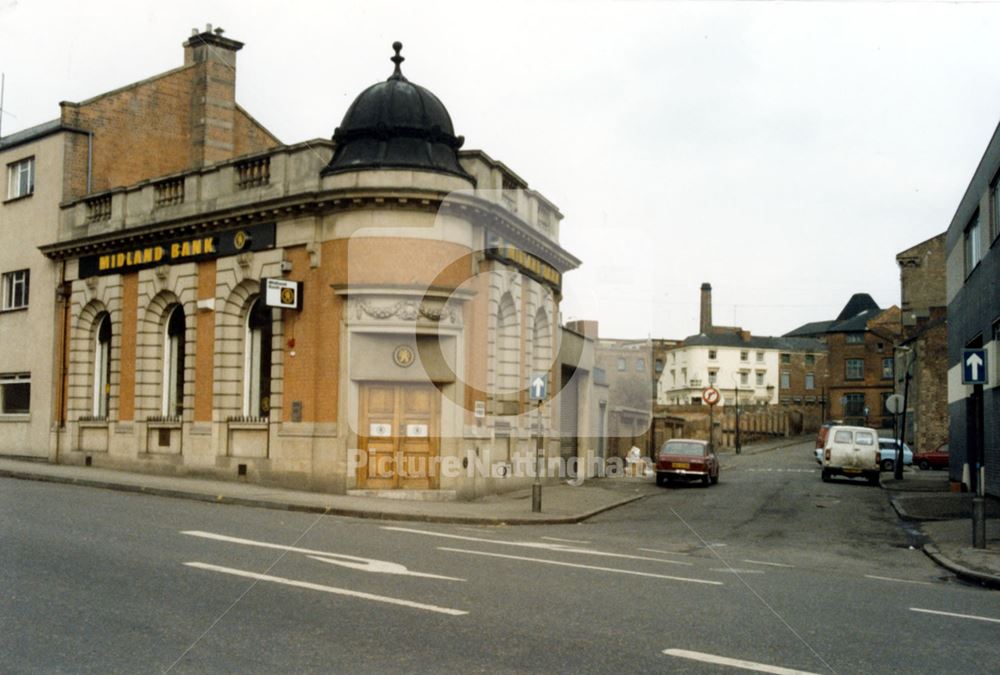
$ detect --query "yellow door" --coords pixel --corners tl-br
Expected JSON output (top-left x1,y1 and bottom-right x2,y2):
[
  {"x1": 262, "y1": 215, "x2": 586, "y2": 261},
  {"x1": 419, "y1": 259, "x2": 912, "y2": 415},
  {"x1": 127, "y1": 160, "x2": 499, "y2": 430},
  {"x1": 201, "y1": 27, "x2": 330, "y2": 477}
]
[{"x1": 358, "y1": 383, "x2": 438, "y2": 489}]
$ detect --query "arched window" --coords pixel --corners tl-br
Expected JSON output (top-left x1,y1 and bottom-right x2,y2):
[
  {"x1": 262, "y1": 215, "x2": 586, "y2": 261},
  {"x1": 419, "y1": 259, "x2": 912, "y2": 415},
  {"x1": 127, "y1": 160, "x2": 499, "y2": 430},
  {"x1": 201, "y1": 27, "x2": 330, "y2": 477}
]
[
  {"x1": 92, "y1": 313, "x2": 111, "y2": 418},
  {"x1": 243, "y1": 296, "x2": 272, "y2": 417},
  {"x1": 496, "y1": 294, "x2": 519, "y2": 398},
  {"x1": 162, "y1": 305, "x2": 185, "y2": 417}
]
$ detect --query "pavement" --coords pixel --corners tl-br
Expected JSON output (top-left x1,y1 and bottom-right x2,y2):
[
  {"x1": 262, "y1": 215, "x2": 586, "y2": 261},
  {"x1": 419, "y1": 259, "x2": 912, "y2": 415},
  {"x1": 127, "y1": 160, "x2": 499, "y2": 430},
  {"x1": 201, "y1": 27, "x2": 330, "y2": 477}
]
[
  {"x1": 0, "y1": 435, "x2": 804, "y2": 526},
  {"x1": 883, "y1": 468, "x2": 1000, "y2": 588}
]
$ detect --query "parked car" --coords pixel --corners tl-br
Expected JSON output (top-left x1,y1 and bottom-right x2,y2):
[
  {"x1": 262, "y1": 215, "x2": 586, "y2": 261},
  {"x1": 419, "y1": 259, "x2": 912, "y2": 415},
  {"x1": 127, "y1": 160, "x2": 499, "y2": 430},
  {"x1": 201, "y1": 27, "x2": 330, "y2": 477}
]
[
  {"x1": 815, "y1": 420, "x2": 843, "y2": 451},
  {"x1": 877, "y1": 438, "x2": 913, "y2": 472},
  {"x1": 914, "y1": 444, "x2": 949, "y2": 470},
  {"x1": 655, "y1": 439, "x2": 719, "y2": 487},
  {"x1": 821, "y1": 425, "x2": 881, "y2": 485}
]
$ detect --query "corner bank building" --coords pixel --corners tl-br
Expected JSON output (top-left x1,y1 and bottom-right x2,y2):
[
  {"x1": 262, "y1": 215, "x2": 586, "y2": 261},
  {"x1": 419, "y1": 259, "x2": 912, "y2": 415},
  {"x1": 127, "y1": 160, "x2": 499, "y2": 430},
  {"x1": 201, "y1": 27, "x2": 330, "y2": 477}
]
[{"x1": 42, "y1": 42, "x2": 581, "y2": 498}]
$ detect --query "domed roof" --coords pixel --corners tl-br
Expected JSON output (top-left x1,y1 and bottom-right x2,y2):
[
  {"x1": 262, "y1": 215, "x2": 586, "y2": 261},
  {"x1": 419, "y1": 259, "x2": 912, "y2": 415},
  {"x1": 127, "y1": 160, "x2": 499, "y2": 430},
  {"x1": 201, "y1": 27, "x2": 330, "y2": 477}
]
[{"x1": 322, "y1": 43, "x2": 473, "y2": 181}]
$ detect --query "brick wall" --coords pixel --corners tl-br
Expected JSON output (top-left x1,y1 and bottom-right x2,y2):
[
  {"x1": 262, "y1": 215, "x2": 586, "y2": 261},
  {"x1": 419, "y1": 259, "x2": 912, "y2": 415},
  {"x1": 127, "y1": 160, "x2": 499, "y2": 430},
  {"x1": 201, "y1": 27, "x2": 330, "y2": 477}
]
[
  {"x1": 59, "y1": 30, "x2": 279, "y2": 201},
  {"x1": 826, "y1": 308, "x2": 902, "y2": 429}
]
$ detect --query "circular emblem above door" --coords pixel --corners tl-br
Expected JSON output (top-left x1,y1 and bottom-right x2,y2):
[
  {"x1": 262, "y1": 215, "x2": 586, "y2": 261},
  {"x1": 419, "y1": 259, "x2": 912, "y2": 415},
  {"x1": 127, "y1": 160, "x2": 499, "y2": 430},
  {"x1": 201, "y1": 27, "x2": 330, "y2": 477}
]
[
  {"x1": 233, "y1": 230, "x2": 249, "y2": 250},
  {"x1": 393, "y1": 345, "x2": 415, "y2": 368}
]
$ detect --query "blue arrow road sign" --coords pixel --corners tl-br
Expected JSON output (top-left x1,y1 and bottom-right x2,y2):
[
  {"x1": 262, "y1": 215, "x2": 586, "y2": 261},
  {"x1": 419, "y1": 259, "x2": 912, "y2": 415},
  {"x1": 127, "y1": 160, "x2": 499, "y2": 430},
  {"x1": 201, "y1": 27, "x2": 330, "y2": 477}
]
[
  {"x1": 963, "y1": 348, "x2": 987, "y2": 385},
  {"x1": 529, "y1": 374, "x2": 547, "y2": 401}
]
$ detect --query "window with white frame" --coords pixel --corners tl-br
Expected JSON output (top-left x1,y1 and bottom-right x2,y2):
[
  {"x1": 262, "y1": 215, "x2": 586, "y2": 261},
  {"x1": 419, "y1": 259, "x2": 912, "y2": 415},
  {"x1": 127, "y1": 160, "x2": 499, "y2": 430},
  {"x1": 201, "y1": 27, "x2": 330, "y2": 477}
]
[
  {"x1": 708, "y1": 370, "x2": 717, "y2": 384},
  {"x1": 708, "y1": 350, "x2": 716, "y2": 360},
  {"x1": 965, "y1": 211, "x2": 983, "y2": 276},
  {"x1": 740, "y1": 371, "x2": 748, "y2": 385},
  {"x1": 243, "y1": 297, "x2": 272, "y2": 417},
  {"x1": 2, "y1": 269, "x2": 29, "y2": 310},
  {"x1": 805, "y1": 372, "x2": 815, "y2": 390},
  {"x1": 617, "y1": 357, "x2": 627, "y2": 371},
  {"x1": 756, "y1": 351, "x2": 764, "y2": 362},
  {"x1": 882, "y1": 357, "x2": 894, "y2": 380},
  {"x1": 780, "y1": 371, "x2": 790, "y2": 389},
  {"x1": 845, "y1": 333, "x2": 864, "y2": 344},
  {"x1": 0, "y1": 372, "x2": 30, "y2": 415},
  {"x1": 635, "y1": 358, "x2": 645, "y2": 372},
  {"x1": 162, "y1": 306, "x2": 186, "y2": 417},
  {"x1": 846, "y1": 358, "x2": 865, "y2": 380},
  {"x1": 92, "y1": 314, "x2": 112, "y2": 418},
  {"x1": 756, "y1": 371, "x2": 765, "y2": 386},
  {"x1": 6, "y1": 157, "x2": 34, "y2": 199},
  {"x1": 740, "y1": 351, "x2": 748, "y2": 361}
]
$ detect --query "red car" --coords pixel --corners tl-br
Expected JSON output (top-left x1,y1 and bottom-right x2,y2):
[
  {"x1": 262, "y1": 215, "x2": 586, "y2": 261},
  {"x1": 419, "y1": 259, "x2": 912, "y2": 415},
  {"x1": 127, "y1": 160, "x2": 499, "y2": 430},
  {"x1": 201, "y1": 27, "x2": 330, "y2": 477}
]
[
  {"x1": 914, "y1": 444, "x2": 949, "y2": 470},
  {"x1": 655, "y1": 439, "x2": 719, "y2": 487}
]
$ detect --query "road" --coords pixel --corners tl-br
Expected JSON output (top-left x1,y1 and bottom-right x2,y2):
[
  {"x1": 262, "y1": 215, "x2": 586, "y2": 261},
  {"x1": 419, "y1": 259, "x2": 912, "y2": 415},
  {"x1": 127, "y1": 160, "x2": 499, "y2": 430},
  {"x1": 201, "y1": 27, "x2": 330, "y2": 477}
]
[{"x1": 3, "y1": 440, "x2": 999, "y2": 674}]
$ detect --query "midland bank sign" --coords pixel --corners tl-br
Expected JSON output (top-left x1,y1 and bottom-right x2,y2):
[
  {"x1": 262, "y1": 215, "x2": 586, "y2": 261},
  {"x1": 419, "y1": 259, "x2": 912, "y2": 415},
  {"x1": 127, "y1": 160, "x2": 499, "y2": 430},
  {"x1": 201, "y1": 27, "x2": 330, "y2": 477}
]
[{"x1": 78, "y1": 223, "x2": 276, "y2": 277}]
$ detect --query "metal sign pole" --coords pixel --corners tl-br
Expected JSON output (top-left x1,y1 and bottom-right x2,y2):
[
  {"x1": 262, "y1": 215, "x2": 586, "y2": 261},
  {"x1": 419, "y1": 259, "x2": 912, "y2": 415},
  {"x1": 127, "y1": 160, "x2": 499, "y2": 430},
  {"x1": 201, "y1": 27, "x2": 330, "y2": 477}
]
[{"x1": 532, "y1": 400, "x2": 543, "y2": 513}]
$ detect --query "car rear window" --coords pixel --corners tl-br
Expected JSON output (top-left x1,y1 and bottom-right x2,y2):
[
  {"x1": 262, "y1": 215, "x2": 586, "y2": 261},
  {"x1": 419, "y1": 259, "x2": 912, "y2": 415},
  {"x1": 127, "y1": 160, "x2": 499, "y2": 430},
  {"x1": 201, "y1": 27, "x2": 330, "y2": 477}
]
[
  {"x1": 856, "y1": 431, "x2": 875, "y2": 446},
  {"x1": 661, "y1": 442, "x2": 705, "y2": 457},
  {"x1": 833, "y1": 430, "x2": 852, "y2": 444}
]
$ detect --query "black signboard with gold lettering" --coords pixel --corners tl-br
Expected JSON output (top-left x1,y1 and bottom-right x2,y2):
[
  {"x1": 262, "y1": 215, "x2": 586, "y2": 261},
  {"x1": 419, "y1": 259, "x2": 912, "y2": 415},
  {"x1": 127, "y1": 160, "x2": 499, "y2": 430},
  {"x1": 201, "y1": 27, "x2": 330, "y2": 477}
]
[
  {"x1": 485, "y1": 231, "x2": 562, "y2": 290},
  {"x1": 79, "y1": 223, "x2": 276, "y2": 278}
]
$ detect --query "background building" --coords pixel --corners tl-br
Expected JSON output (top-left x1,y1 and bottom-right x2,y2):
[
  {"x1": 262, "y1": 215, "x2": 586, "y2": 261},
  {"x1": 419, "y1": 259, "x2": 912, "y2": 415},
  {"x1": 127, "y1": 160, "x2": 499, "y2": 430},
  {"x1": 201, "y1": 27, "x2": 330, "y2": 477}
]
[
  {"x1": 786, "y1": 293, "x2": 900, "y2": 429},
  {"x1": 896, "y1": 232, "x2": 948, "y2": 454}
]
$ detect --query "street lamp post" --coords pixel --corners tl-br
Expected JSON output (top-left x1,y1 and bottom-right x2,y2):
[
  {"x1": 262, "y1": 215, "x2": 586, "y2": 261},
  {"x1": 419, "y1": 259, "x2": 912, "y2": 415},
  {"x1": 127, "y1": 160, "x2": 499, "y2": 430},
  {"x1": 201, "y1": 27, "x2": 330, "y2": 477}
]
[{"x1": 731, "y1": 373, "x2": 742, "y2": 455}]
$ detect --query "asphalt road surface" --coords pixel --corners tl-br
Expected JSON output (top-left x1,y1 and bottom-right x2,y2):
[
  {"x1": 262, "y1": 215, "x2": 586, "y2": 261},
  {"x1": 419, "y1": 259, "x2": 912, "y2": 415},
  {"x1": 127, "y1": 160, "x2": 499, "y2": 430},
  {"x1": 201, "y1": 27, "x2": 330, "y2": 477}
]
[{"x1": 4, "y1": 440, "x2": 999, "y2": 674}]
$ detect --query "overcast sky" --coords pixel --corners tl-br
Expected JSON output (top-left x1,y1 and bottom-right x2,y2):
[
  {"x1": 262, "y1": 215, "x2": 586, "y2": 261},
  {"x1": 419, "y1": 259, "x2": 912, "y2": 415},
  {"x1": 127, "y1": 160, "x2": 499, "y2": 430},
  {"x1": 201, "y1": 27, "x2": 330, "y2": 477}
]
[{"x1": 3, "y1": 0, "x2": 999, "y2": 340}]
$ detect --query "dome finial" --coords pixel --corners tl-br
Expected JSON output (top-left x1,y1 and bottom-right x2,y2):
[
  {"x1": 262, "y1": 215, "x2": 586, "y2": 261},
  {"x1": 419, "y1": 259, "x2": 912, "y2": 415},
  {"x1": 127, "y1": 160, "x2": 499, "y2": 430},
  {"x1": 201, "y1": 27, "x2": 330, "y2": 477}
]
[{"x1": 390, "y1": 41, "x2": 406, "y2": 80}]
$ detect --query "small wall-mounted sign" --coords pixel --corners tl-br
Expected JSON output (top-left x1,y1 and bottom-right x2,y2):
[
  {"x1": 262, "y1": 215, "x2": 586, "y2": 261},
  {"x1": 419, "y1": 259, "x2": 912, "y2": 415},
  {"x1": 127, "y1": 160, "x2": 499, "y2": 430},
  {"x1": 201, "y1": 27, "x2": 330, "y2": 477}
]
[
  {"x1": 393, "y1": 344, "x2": 415, "y2": 368},
  {"x1": 406, "y1": 424, "x2": 429, "y2": 438},
  {"x1": 474, "y1": 400, "x2": 486, "y2": 419},
  {"x1": 369, "y1": 423, "x2": 392, "y2": 437},
  {"x1": 263, "y1": 278, "x2": 302, "y2": 310}
]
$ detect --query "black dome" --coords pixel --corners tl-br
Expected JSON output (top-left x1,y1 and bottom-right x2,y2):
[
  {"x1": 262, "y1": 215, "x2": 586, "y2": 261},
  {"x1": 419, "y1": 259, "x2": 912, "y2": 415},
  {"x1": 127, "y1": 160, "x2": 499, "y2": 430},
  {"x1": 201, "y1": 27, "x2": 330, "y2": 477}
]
[{"x1": 322, "y1": 43, "x2": 473, "y2": 181}]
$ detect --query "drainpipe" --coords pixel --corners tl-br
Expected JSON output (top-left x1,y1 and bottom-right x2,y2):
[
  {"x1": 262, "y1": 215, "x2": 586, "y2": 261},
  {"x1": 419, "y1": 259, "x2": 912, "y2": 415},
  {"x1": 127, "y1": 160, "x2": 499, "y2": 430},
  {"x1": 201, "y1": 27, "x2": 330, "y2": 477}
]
[{"x1": 86, "y1": 131, "x2": 93, "y2": 194}]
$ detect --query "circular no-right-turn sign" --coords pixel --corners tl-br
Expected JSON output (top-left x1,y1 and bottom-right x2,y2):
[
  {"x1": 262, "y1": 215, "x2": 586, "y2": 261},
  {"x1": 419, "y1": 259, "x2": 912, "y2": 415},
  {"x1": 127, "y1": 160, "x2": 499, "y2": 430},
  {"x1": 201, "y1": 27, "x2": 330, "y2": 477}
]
[{"x1": 703, "y1": 386, "x2": 721, "y2": 406}]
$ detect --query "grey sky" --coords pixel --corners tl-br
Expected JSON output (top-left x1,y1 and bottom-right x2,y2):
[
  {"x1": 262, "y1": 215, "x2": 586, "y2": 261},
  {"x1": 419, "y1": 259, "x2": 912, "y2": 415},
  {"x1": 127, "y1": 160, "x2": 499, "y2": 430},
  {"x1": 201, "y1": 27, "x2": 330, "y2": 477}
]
[{"x1": 2, "y1": 0, "x2": 998, "y2": 340}]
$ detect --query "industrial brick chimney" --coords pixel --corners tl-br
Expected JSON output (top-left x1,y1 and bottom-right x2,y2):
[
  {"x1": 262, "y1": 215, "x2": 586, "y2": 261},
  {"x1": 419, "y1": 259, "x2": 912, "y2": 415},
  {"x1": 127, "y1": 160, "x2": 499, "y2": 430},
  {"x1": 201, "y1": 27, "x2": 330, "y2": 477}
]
[{"x1": 700, "y1": 282, "x2": 712, "y2": 334}]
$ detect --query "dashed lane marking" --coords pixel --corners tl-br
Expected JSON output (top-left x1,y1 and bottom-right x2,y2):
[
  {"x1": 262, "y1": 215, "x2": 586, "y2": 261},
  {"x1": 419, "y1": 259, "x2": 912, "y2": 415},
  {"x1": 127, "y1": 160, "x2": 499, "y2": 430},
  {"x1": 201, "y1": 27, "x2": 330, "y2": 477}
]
[
  {"x1": 382, "y1": 526, "x2": 693, "y2": 566},
  {"x1": 865, "y1": 574, "x2": 932, "y2": 586},
  {"x1": 638, "y1": 548, "x2": 690, "y2": 556},
  {"x1": 439, "y1": 548, "x2": 723, "y2": 585},
  {"x1": 662, "y1": 649, "x2": 820, "y2": 674},
  {"x1": 541, "y1": 536, "x2": 591, "y2": 544},
  {"x1": 910, "y1": 607, "x2": 1000, "y2": 624},
  {"x1": 710, "y1": 568, "x2": 765, "y2": 575},
  {"x1": 184, "y1": 562, "x2": 468, "y2": 616}
]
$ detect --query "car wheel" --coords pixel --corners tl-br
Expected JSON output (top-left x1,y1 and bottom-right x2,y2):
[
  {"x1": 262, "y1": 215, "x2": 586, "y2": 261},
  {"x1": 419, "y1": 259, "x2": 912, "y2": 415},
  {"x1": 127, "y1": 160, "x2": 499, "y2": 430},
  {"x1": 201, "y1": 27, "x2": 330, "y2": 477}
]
[
  {"x1": 880, "y1": 459, "x2": 894, "y2": 472},
  {"x1": 711, "y1": 473, "x2": 719, "y2": 485},
  {"x1": 821, "y1": 469, "x2": 831, "y2": 482},
  {"x1": 655, "y1": 473, "x2": 666, "y2": 486},
  {"x1": 701, "y1": 474, "x2": 710, "y2": 487},
  {"x1": 919, "y1": 460, "x2": 929, "y2": 471}
]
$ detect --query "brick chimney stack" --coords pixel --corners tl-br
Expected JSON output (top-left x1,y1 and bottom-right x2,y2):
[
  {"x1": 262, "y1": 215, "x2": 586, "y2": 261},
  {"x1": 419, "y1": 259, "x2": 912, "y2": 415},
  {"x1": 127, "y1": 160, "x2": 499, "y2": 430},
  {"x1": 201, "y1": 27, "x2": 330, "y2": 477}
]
[
  {"x1": 183, "y1": 25, "x2": 244, "y2": 167},
  {"x1": 700, "y1": 282, "x2": 712, "y2": 334}
]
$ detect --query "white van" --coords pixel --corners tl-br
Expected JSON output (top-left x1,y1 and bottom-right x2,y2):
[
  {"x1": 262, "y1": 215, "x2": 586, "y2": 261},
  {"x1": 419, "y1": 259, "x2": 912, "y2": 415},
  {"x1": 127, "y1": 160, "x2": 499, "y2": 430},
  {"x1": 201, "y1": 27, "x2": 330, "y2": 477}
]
[{"x1": 820, "y1": 425, "x2": 881, "y2": 485}]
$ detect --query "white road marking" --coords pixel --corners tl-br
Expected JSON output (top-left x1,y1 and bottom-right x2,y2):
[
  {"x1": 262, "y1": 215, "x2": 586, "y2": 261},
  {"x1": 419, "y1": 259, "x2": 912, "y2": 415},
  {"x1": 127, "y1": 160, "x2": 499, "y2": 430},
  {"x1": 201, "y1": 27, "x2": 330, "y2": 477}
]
[
  {"x1": 181, "y1": 530, "x2": 463, "y2": 581},
  {"x1": 662, "y1": 648, "x2": 820, "y2": 674},
  {"x1": 382, "y1": 526, "x2": 692, "y2": 566},
  {"x1": 744, "y1": 560, "x2": 795, "y2": 568},
  {"x1": 910, "y1": 607, "x2": 1000, "y2": 624},
  {"x1": 710, "y1": 568, "x2": 765, "y2": 574},
  {"x1": 541, "y1": 536, "x2": 591, "y2": 544},
  {"x1": 439, "y1": 547, "x2": 722, "y2": 585},
  {"x1": 865, "y1": 574, "x2": 932, "y2": 586},
  {"x1": 184, "y1": 562, "x2": 467, "y2": 616},
  {"x1": 638, "y1": 548, "x2": 690, "y2": 556}
]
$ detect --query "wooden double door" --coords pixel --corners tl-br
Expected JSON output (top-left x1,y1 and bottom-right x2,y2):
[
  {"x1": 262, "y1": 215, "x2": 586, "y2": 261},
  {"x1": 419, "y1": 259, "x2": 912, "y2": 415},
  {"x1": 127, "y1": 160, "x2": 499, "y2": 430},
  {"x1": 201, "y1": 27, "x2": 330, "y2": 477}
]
[{"x1": 358, "y1": 383, "x2": 439, "y2": 489}]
